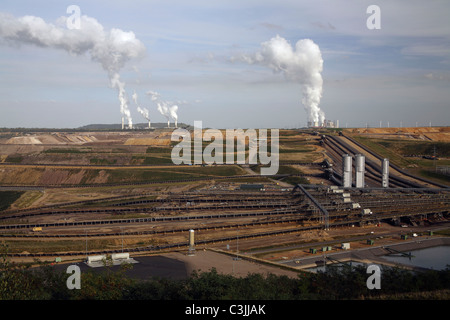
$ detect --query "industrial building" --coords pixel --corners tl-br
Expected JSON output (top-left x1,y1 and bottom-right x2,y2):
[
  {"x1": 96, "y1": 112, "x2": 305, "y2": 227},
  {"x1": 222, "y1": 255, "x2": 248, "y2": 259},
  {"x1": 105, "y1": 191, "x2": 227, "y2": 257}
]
[{"x1": 307, "y1": 119, "x2": 339, "y2": 128}]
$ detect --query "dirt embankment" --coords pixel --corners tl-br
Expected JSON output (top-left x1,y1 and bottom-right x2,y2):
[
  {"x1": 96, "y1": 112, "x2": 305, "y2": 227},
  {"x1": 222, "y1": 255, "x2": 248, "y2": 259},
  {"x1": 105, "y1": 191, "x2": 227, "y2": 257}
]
[{"x1": 345, "y1": 127, "x2": 450, "y2": 142}]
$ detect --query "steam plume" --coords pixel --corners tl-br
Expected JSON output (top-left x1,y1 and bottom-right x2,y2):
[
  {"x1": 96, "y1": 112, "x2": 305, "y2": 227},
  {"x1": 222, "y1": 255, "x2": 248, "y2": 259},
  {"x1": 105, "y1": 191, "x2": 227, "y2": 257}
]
[
  {"x1": 147, "y1": 91, "x2": 179, "y2": 128},
  {"x1": 132, "y1": 91, "x2": 151, "y2": 128},
  {"x1": 238, "y1": 35, "x2": 325, "y2": 125},
  {"x1": 0, "y1": 12, "x2": 146, "y2": 127}
]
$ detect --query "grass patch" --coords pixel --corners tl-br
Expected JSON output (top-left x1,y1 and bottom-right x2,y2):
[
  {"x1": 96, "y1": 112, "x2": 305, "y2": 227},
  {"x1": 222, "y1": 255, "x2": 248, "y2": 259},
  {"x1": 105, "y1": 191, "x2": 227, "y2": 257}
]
[
  {"x1": 0, "y1": 191, "x2": 24, "y2": 211},
  {"x1": 5, "y1": 155, "x2": 23, "y2": 163},
  {"x1": 218, "y1": 176, "x2": 272, "y2": 183},
  {"x1": 282, "y1": 176, "x2": 310, "y2": 185},
  {"x1": 90, "y1": 158, "x2": 117, "y2": 165},
  {"x1": 44, "y1": 148, "x2": 91, "y2": 154},
  {"x1": 146, "y1": 147, "x2": 172, "y2": 154},
  {"x1": 253, "y1": 164, "x2": 305, "y2": 176},
  {"x1": 353, "y1": 135, "x2": 450, "y2": 185},
  {"x1": 402, "y1": 142, "x2": 450, "y2": 157},
  {"x1": 434, "y1": 229, "x2": 450, "y2": 237},
  {"x1": 352, "y1": 136, "x2": 412, "y2": 167},
  {"x1": 106, "y1": 165, "x2": 245, "y2": 184},
  {"x1": 3, "y1": 238, "x2": 119, "y2": 253},
  {"x1": 10, "y1": 191, "x2": 43, "y2": 209},
  {"x1": 142, "y1": 156, "x2": 172, "y2": 165},
  {"x1": 418, "y1": 170, "x2": 450, "y2": 184},
  {"x1": 131, "y1": 155, "x2": 172, "y2": 165}
]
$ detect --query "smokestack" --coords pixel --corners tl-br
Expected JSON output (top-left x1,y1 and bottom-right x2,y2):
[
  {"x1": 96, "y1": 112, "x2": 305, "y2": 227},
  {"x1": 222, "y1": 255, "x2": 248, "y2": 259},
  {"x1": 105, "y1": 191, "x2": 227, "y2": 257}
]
[
  {"x1": 149, "y1": 91, "x2": 179, "y2": 128},
  {"x1": 382, "y1": 158, "x2": 389, "y2": 188},
  {"x1": 133, "y1": 91, "x2": 152, "y2": 128},
  {"x1": 342, "y1": 154, "x2": 352, "y2": 188},
  {"x1": 355, "y1": 154, "x2": 365, "y2": 188},
  {"x1": 122, "y1": 117, "x2": 124, "y2": 130}
]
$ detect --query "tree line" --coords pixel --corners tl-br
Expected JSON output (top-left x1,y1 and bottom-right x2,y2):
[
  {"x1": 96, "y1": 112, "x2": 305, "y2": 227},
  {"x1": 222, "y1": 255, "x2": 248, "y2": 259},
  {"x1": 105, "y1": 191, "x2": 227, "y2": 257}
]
[{"x1": 1, "y1": 252, "x2": 449, "y2": 300}]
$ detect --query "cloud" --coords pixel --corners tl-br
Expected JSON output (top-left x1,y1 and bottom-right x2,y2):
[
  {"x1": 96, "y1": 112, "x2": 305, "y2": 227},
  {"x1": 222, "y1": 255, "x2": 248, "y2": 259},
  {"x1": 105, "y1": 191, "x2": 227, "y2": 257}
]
[
  {"x1": 311, "y1": 21, "x2": 336, "y2": 31},
  {"x1": 259, "y1": 22, "x2": 284, "y2": 31},
  {"x1": 424, "y1": 72, "x2": 450, "y2": 81},
  {"x1": 401, "y1": 44, "x2": 450, "y2": 57}
]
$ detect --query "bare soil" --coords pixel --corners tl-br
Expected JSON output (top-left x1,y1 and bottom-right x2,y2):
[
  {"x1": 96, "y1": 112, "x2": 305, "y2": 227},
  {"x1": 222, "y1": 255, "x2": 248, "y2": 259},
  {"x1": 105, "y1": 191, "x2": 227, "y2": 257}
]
[{"x1": 345, "y1": 126, "x2": 450, "y2": 142}]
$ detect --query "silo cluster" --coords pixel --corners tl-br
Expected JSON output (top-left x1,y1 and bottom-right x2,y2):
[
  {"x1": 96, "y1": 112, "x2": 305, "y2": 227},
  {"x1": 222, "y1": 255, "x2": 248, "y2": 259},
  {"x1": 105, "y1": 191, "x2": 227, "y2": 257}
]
[{"x1": 341, "y1": 154, "x2": 389, "y2": 188}]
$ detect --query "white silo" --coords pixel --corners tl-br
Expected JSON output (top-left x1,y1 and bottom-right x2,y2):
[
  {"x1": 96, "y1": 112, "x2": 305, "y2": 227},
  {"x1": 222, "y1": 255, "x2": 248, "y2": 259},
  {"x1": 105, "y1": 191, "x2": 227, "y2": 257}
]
[
  {"x1": 188, "y1": 229, "x2": 195, "y2": 255},
  {"x1": 342, "y1": 154, "x2": 352, "y2": 188},
  {"x1": 355, "y1": 154, "x2": 365, "y2": 188},
  {"x1": 382, "y1": 158, "x2": 389, "y2": 188}
]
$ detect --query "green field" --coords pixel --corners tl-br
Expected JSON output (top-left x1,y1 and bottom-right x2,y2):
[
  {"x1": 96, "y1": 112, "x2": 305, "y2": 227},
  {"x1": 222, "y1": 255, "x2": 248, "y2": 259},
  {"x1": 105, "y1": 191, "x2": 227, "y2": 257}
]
[
  {"x1": 0, "y1": 191, "x2": 24, "y2": 211},
  {"x1": 352, "y1": 135, "x2": 450, "y2": 185}
]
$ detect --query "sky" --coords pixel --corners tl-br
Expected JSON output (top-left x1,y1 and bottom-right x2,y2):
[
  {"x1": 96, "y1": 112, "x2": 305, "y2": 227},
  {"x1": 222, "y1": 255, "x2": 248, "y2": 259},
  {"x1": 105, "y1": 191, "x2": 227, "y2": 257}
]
[{"x1": 0, "y1": 0, "x2": 449, "y2": 129}]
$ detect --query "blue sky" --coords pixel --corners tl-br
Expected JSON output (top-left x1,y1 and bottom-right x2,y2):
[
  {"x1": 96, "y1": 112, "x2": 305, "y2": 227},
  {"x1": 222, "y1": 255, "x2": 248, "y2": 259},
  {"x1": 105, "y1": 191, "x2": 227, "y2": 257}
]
[{"x1": 0, "y1": 0, "x2": 449, "y2": 128}]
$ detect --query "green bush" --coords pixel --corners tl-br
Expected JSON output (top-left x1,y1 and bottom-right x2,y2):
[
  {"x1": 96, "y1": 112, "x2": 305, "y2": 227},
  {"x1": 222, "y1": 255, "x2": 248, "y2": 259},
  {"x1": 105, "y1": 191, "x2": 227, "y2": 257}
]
[
  {"x1": 0, "y1": 191, "x2": 24, "y2": 211},
  {"x1": 1, "y1": 246, "x2": 450, "y2": 300}
]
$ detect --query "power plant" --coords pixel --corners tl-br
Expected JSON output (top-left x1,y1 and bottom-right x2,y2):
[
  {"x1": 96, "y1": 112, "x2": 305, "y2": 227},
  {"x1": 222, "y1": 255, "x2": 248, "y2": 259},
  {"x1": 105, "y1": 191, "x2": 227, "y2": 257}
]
[{"x1": 308, "y1": 119, "x2": 339, "y2": 128}]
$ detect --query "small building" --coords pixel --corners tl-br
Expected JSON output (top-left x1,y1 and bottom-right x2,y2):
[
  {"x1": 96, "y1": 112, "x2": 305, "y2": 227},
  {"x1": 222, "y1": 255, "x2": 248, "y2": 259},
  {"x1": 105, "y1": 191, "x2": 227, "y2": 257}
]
[{"x1": 352, "y1": 203, "x2": 361, "y2": 209}]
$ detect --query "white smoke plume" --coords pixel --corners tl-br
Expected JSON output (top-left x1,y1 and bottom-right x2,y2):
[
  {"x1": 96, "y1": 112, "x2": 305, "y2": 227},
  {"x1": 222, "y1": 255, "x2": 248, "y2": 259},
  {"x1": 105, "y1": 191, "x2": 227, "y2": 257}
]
[
  {"x1": 132, "y1": 91, "x2": 151, "y2": 127},
  {"x1": 0, "y1": 12, "x2": 146, "y2": 127},
  {"x1": 147, "y1": 91, "x2": 179, "y2": 128},
  {"x1": 238, "y1": 35, "x2": 325, "y2": 125}
]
